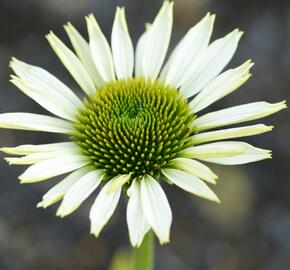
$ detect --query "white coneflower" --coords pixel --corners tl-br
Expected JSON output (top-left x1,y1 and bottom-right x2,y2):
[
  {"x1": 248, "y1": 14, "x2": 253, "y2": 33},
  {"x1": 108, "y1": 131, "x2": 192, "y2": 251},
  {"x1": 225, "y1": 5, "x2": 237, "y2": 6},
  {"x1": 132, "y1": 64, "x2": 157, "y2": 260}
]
[{"x1": 0, "y1": 1, "x2": 286, "y2": 247}]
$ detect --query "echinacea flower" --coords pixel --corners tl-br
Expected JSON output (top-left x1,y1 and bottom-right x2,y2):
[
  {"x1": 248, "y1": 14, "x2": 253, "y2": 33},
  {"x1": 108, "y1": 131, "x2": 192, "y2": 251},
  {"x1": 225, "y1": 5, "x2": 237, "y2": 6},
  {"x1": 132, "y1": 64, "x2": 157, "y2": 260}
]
[{"x1": 0, "y1": 1, "x2": 286, "y2": 247}]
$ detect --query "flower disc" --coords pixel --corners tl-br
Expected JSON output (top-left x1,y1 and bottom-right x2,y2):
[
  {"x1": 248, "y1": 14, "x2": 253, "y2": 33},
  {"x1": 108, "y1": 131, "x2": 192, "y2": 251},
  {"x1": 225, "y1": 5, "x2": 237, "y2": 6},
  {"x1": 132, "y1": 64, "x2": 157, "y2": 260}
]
[{"x1": 74, "y1": 78, "x2": 195, "y2": 179}]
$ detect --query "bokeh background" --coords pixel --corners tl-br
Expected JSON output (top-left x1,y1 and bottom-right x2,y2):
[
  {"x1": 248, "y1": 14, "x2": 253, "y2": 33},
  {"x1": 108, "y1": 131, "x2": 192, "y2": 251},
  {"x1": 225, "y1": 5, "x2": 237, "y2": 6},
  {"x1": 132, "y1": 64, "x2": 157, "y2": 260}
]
[{"x1": 0, "y1": 0, "x2": 289, "y2": 269}]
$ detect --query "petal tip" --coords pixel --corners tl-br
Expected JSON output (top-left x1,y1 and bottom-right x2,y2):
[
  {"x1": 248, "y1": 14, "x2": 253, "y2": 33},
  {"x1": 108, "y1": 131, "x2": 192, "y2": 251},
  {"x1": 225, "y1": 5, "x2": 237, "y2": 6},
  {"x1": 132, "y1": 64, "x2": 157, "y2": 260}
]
[
  {"x1": 18, "y1": 175, "x2": 27, "y2": 183},
  {"x1": 36, "y1": 201, "x2": 44, "y2": 208},
  {"x1": 3, "y1": 158, "x2": 12, "y2": 165},
  {"x1": 213, "y1": 196, "x2": 221, "y2": 204},
  {"x1": 9, "y1": 58, "x2": 16, "y2": 67},
  {"x1": 56, "y1": 208, "x2": 65, "y2": 217},
  {"x1": 159, "y1": 235, "x2": 170, "y2": 245},
  {"x1": 281, "y1": 100, "x2": 287, "y2": 109},
  {"x1": 63, "y1": 23, "x2": 71, "y2": 31},
  {"x1": 90, "y1": 228, "x2": 101, "y2": 238}
]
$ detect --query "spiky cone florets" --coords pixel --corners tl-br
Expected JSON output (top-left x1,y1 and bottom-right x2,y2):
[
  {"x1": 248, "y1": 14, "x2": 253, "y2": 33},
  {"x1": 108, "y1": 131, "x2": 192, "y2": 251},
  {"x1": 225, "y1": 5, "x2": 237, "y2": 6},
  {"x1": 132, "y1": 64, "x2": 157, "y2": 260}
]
[{"x1": 74, "y1": 77, "x2": 195, "y2": 182}]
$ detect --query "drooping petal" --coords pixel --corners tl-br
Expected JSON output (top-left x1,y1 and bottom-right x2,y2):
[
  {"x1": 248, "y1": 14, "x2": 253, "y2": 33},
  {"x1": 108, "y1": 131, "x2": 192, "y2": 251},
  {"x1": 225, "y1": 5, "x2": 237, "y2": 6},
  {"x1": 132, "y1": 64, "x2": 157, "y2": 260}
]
[
  {"x1": 140, "y1": 1, "x2": 173, "y2": 79},
  {"x1": 189, "y1": 60, "x2": 254, "y2": 113},
  {"x1": 46, "y1": 31, "x2": 96, "y2": 96},
  {"x1": 64, "y1": 23, "x2": 104, "y2": 87},
  {"x1": 86, "y1": 14, "x2": 115, "y2": 82},
  {"x1": 160, "y1": 13, "x2": 215, "y2": 87},
  {"x1": 111, "y1": 7, "x2": 134, "y2": 79},
  {"x1": 168, "y1": 158, "x2": 217, "y2": 184},
  {"x1": 37, "y1": 167, "x2": 92, "y2": 208},
  {"x1": 10, "y1": 58, "x2": 83, "y2": 121},
  {"x1": 0, "y1": 113, "x2": 74, "y2": 134},
  {"x1": 180, "y1": 29, "x2": 243, "y2": 98},
  {"x1": 90, "y1": 179, "x2": 121, "y2": 237},
  {"x1": 18, "y1": 155, "x2": 88, "y2": 183},
  {"x1": 127, "y1": 179, "x2": 150, "y2": 247},
  {"x1": 140, "y1": 175, "x2": 172, "y2": 244},
  {"x1": 192, "y1": 101, "x2": 287, "y2": 131},
  {"x1": 162, "y1": 168, "x2": 220, "y2": 202},
  {"x1": 190, "y1": 124, "x2": 273, "y2": 144},
  {"x1": 57, "y1": 169, "x2": 105, "y2": 217},
  {"x1": 0, "y1": 142, "x2": 77, "y2": 155},
  {"x1": 180, "y1": 141, "x2": 271, "y2": 165},
  {"x1": 5, "y1": 147, "x2": 80, "y2": 165}
]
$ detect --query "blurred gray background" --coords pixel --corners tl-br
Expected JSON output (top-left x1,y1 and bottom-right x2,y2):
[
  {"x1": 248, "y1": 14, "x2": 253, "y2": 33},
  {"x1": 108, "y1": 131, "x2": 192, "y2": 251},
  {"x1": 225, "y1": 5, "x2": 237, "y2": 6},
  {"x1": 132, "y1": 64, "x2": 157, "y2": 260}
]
[{"x1": 0, "y1": 0, "x2": 290, "y2": 269}]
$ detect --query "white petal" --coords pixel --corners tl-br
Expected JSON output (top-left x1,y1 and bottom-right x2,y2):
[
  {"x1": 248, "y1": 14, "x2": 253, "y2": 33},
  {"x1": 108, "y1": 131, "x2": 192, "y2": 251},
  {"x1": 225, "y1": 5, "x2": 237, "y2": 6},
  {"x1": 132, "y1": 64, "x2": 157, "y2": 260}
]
[
  {"x1": 168, "y1": 158, "x2": 217, "y2": 184},
  {"x1": 135, "y1": 28, "x2": 149, "y2": 77},
  {"x1": 162, "y1": 168, "x2": 220, "y2": 202},
  {"x1": 10, "y1": 58, "x2": 83, "y2": 121},
  {"x1": 140, "y1": 175, "x2": 172, "y2": 244},
  {"x1": 111, "y1": 7, "x2": 134, "y2": 79},
  {"x1": 190, "y1": 60, "x2": 254, "y2": 113},
  {"x1": 180, "y1": 141, "x2": 271, "y2": 165},
  {"x1": 90, "y1": 179, "x2": 121, "y2": 237},
  {"x1": 181, "y1": 141, "x2": 252, "y2": 158},
  {"x1": 64, "y1": 23, "x2": 104, "y2": 87},
  {"x1": 140, "y1": 1, "x2": 173, "y2": 79},
  {"x1": 127, "y1": 179, "x2": 150, "y2": 247},
  {"x1": 190, "y1": 124, "x2": 273, "y2": 144},
  {"x1": 37, "y1": 167, "x2": 92, "y2": 208},
  {"x1": 200, "y1": 149, "x2": 271, "y2": 165},
  {"x1": 160, "y1": 13, "x2": 215, "y2": 87},
  {"x1": 0, "y1": 142, "x2": 77, "y2": 155},
  {"x1": 18, "y1": 155, "x2": 88, "y2": 183},
  {"x1": 57, "y1": 169, "x2": 105, "y2": 217},
  {"x1": 10, "y1": 76, "x2": 77, "y2": 121},
  {"x1": 46, "y1": 32, "x2": 96, "y2": 96},
  {"x1": 0, "y1": 113, "x2": 74, "y2": 133},
  {"x1": 180, "y1": 29, "x2": 243, "y2": 98},
  {"x1": 5, "y1": 147, "x2": 80, "y2": 165},
  {"x1": 193, "y1": 101, "x2": 287, "y2": 131},
  {"x1": 10, "y1": 58, "x2": 82, "y2": 108},
  {"x1": 86, "y1": 14, "x2": 115, "y2": 82}
]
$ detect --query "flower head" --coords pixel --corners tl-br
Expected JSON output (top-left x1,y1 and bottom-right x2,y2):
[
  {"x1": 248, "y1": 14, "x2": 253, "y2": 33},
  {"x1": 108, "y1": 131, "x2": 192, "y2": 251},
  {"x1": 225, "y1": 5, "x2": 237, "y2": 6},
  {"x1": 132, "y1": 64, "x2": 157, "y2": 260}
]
[{"x1": 0, "y1": 1, "x2": 286, "y2": 246}]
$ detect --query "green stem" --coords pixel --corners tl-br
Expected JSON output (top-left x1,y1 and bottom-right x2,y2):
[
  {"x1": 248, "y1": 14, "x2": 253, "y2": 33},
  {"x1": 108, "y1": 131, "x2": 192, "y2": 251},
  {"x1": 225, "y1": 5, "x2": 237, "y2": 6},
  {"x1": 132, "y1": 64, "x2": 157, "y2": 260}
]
[{"x1": 132, "y1": 231, "x2": 154, "y2": 270}]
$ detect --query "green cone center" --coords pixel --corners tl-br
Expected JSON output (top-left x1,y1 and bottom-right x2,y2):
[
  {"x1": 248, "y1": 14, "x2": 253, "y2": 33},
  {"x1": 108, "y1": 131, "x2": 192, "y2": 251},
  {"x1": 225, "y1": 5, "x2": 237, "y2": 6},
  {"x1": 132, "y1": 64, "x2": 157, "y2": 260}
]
[{"x1": 74, "y1": 77, "x2": 195, "y2": 179}]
